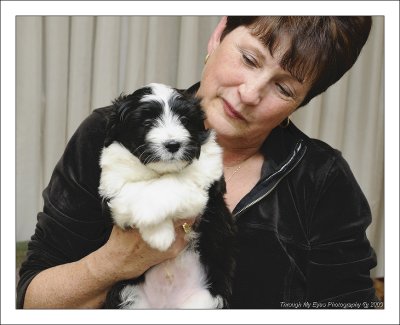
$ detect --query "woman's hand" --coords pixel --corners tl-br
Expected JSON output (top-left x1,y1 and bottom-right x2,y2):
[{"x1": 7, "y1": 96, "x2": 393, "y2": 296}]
[
  {"x1": 86, "y1": 218, "x2": 196, "y2": 284},
  {"x1": 24, "y1": 219, "x2": 195, "y2": 309}
]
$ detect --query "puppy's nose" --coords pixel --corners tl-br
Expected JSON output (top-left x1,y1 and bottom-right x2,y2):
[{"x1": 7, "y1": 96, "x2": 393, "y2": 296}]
[{"x1": 164, "y1": 140, "x2": 181, "y2": 153}]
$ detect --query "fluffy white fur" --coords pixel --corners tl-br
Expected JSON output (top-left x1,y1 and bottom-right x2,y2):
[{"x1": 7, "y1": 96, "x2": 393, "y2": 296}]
[{"x1": 99, "y1": 131, "x2": 223, "y2": 251}]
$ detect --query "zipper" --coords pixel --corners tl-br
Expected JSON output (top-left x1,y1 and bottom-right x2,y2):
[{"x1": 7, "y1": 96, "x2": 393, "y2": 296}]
[{"x1": 233, "y1": 140, "x2": 307, "y2": 220}]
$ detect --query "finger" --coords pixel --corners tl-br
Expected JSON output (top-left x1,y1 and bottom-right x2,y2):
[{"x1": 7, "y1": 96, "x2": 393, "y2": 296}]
[{"x1": 165, "y1": 230, "x2": 188, "y2": 257}]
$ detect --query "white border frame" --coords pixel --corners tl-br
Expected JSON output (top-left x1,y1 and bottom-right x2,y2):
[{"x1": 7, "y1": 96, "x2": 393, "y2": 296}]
[{"x1": 2, "y1": 1, "x2": 399, "y2": 324}]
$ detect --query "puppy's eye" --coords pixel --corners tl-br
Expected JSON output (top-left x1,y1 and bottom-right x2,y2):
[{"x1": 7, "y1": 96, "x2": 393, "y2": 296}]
[
  {"x1": 180, "y1": 117, "x2": 189, "y2": 125},
  {"x1": 144, "y1": 119, "x2": 153, "y2": 128}
]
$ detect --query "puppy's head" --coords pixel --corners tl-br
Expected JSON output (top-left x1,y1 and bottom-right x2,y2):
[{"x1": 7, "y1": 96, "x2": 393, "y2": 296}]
[{"x1": 105, "y1": 83, "x2": 210, "y2": 174}]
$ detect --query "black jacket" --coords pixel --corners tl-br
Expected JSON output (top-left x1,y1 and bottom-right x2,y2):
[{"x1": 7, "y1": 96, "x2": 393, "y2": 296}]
[
  {"x1": 17, "y1": 102, "x2": 378, "y2": 309},
  {"x1": 230, "y1": 119, "x2": 378, "y2": 308}
]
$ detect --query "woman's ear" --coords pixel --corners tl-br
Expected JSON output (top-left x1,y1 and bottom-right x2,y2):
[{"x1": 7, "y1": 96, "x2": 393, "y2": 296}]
[{"x1": 207, "y1": 16, "x2": 227, "y2": 54}]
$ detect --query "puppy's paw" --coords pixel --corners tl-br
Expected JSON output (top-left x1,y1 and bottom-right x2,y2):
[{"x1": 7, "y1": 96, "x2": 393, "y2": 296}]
[
  {"x1": 131, "y1": 201, "x2": 168, "y2": 227},
  {"x1": 108, "y1": 201, "x2": 135, "y2": 229},
  {"x1": 139, "y1": 220, "x2": 175, "y2": 251}
]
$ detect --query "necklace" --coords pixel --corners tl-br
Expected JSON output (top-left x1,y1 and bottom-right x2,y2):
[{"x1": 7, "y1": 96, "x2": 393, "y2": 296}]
[
  {"x1": 225, "y1": 164, "x2": 243, "y2": 182},
  {"x1": 224, "y1": 152, "x2": 257, "y2": 182}
]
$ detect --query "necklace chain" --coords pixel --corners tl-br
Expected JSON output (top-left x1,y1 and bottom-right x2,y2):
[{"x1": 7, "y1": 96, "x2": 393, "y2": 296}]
[
  {"x1": 225, "y1": 154, "x2": 254, "y2": 182},
  {"x1": 225, "y1": 164, "x2": 243, "y2": 182},
  {"x1": 225, "y1": 152, "x2": 257, "y2": 182}
]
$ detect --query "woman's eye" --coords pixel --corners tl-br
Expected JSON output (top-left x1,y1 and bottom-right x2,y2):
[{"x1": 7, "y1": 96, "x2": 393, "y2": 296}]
[
  {"x1": 242, "y1": 52, "x2": 258, "y2": 68},
  {"x1": 276, "y1": 83, "x2": 294, "y2": 98}
]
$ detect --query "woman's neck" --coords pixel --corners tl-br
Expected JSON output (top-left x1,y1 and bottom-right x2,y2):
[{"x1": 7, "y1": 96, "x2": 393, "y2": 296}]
[
  {"x1": 214, "y1": 134, "x2": 263, "y2": 167},
  {"x1": 222, "y1": 147, "x2": 260, "y2": 167}
]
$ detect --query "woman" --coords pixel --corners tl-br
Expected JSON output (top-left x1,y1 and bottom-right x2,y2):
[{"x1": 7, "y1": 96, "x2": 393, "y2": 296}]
[{"x1": 17, "y1": 16, "x2": 378, "y2": 308}]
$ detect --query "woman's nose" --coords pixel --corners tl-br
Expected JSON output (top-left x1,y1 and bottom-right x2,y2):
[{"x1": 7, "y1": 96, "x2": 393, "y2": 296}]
[{"x1": 238, "y1": 82, "x2": 262, "y2": 106}]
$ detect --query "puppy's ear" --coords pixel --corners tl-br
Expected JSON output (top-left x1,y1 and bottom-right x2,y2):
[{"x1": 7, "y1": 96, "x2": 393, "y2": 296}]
[
  {"x1": 104, "y1": 92, "x2": 131, "y2": 147},
  {"x1": 104, "y1": 109, "x2": 118, "y2": 147},
  {"x1": 199, "y1": 129, "x2": 211, "y2": 144},
  {"x1": 208, "y1": 177, "x2": 227, "y2": 196},
  {"x1": 194, "y1": 129, "x2": 211, "y2": 159}
]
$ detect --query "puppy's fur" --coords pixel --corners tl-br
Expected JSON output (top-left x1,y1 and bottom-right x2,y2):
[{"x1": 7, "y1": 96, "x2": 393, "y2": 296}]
[{"x1": 99, "y1": 83, "x2": 236, "y2": 309}]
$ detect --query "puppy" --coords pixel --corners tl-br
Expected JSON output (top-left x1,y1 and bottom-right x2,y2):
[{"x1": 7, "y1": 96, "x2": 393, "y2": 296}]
[{"x1": 99, "y1": 83, "x2": 236, "y2": 309}]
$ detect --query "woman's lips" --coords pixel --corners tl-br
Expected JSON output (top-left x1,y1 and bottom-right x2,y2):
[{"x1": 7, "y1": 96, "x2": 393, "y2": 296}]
[{"x1": 222, "y1": 99, "x2": 246, "y2": 121}]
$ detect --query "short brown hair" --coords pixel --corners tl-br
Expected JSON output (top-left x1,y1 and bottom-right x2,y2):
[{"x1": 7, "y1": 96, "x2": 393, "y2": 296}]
[{"x1": 221, "y1": 16, "x2": 372, "y2": 107}]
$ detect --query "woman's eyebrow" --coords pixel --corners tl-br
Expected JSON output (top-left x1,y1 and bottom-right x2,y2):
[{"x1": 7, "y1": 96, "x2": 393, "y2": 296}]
[
  {"x1": 277, "y1": 62, "x2": 305, "y2": 85},
  {"x1": 285, "y1": 73, "x2": 304, "y2": 85},
  {"x1": 252, "y1": 40, "x2": 306, "y2": 85},
  {"x1": 252, "y1": 46, "x2": 266, "y2": 61}
]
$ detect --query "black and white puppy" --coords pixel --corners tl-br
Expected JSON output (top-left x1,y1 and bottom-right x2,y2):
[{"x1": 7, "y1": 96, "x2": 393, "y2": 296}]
[{"x1": 99, "y1": 83, "x2": 236, "y2": 309}]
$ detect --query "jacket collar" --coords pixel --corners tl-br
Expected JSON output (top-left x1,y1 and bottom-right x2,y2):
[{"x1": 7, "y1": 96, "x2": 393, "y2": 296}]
[{"x1": 261, "y1": 123, "x2": 305, "y2": 167}]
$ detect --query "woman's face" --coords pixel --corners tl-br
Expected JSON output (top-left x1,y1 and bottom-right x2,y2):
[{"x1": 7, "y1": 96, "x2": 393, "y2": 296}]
[{"x1": 197, "y1": 22, "x2": 311, "y2": 149}]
